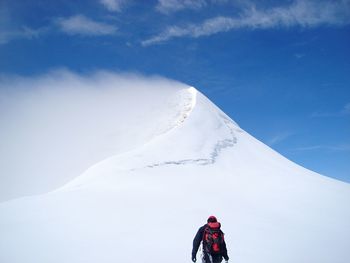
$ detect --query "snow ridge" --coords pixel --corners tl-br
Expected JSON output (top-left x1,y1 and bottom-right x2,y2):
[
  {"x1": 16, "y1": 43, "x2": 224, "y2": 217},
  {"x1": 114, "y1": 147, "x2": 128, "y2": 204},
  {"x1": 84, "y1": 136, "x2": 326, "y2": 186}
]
[
  {"x1": 153, "y1": 87, "x2": 197, "y2": 136},
  {"x1": 143, "y1": 112, "x2": 238, "y2": 169}
]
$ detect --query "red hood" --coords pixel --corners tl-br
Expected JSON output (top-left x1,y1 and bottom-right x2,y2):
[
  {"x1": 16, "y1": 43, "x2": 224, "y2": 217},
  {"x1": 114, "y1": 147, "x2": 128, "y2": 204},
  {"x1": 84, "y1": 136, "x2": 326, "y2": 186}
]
[{"x1": 208, "y1": 222, "x2": 221, "y2": 229}]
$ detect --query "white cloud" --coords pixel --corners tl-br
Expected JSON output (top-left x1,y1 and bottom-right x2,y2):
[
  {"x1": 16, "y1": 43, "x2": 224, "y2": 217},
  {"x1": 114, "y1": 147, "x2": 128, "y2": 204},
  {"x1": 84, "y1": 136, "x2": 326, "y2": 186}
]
[
  {"x1": 142, "y1": 16, "x2": 236, "y2": 45},
  {"x1": 1, "y1": 15, "x2": 118, "y2": 44},
  {"x1": 241, "y1": 0, "x2": 350, "y2": 28},
  {"x1": 0, "y1": 26, "x2": 47, "y2": 45},
  {"x1": 143, "y1": 0, "x2": 350, "y2": 45},
  {"x1": 0, "y1": 69, "x2": 188, "y2": 201},
  {"x1": 57, "y1": 15, "x2": 117, "y2": 36},
  {"x1": 99, "y1": 0, "x2": 127, "y2": 12},
  {"x1": 156, "y1": 0, "x2": 207, "y2": 13}
]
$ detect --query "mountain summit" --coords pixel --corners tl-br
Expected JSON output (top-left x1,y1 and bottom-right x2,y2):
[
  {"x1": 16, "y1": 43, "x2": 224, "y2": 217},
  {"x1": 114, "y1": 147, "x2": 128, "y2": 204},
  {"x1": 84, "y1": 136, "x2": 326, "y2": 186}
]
[{"x1": 1, "y1": 73, "x2": 349, "y2": 263}]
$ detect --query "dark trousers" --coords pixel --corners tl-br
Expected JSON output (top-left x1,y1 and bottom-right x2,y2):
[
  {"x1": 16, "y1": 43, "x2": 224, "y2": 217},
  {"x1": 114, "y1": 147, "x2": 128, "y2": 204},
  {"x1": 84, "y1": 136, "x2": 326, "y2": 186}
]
[{"x1": 203, "y1": 252, "x2": 223, "y2": 263}]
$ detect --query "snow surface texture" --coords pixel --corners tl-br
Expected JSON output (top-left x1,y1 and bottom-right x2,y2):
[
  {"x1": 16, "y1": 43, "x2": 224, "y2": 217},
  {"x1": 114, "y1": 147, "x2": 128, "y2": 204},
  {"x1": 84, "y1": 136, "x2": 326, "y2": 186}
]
[{"x1": 0, "y1": 71, "x2": 350, "y2": 263}]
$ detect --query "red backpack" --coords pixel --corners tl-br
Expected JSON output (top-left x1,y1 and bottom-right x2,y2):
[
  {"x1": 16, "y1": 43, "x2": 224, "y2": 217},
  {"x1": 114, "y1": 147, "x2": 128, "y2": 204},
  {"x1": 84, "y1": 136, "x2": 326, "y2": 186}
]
[{"x1": 203, "y1": 222, "x2": 224, "y2": 254}]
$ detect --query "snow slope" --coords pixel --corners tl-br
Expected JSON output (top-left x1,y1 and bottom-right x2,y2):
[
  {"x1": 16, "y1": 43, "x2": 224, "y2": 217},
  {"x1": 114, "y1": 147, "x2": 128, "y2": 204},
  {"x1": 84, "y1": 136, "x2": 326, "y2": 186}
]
[{"x1": 1, "y1": 73, "x2": 350, "y2": 263}]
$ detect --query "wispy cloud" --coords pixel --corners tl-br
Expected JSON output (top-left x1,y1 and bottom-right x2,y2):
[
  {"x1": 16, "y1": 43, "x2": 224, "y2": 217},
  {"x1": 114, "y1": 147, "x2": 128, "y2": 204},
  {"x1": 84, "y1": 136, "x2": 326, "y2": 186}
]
[
  {"x1": 99, "y1": 0, "x2": 128, "y2": 12},
  {"x1": 342, "y1": 103, "x2": 350, "y2": 115},
  {"x1": 294, "y1": 144, "x2": 350, "y2": 152},
  {"x1": 143, "y1": 0, "x2": 350, "y2": 45},
  {"x1": 56, "y1": 15, "x2": 117, "y2": 36},
  {"x1": 0, "y1": 26, "x2": 47, "y2": 45},
  {"x1": 156, "y1": 0, "x2": 207, "y2": 14},
  {"x1": 142, "y1": 16, "x2": 237, "y2": 46},
  {"x1": 1, "y1": 14, "x2": 118, "y2": 44},
  {"x1": 267, "y1": 132, "x2": 294, "y2": 146},
  {"x1": 311, "y1": 103, "x2": 350, "y2": 118},
  {"x1": 294, "y1": 53, "x2": 306, "y2": 59}
]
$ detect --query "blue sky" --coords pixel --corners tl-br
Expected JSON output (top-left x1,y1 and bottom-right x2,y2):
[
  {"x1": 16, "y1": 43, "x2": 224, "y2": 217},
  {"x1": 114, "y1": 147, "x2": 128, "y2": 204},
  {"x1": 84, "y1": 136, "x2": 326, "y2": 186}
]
[{"x1": 1, "y1": 0, "x2": 349, "y2": 182}]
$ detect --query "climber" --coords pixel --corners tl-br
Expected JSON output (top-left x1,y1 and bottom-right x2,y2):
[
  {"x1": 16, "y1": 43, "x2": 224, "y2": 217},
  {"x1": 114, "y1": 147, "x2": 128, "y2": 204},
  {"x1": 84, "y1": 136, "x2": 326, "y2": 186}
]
[{"x1": 192, "y1": 216, "x2": 229, "y2": 263}]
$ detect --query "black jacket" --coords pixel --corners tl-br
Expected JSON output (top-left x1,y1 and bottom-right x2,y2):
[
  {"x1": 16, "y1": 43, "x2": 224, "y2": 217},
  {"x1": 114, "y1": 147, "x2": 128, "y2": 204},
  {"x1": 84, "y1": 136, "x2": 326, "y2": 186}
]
[{"x1": 192, "y1": 224, "x2": 229, "y2": 260}]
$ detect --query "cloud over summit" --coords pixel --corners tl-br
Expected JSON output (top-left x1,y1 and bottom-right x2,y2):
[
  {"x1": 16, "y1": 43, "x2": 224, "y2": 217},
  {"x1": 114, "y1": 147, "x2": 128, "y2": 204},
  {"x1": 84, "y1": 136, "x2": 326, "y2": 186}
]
[{"x1": 0, "y1": 70, "x2": 188, "y2": 201}]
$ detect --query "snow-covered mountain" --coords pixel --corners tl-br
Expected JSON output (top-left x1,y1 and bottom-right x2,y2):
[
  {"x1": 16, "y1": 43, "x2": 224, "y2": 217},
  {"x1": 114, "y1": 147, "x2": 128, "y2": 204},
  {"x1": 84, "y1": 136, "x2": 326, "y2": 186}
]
[{"x1": 1, "y1": 72, "x2": 350, "y2": 263}]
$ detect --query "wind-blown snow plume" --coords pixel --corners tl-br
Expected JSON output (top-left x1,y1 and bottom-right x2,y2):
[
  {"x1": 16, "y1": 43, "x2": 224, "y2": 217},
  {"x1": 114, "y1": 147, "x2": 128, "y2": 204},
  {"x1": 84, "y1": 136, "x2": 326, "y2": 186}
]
[{"x1": 0, "y1": 70, "x2": 189, "y2": 201}]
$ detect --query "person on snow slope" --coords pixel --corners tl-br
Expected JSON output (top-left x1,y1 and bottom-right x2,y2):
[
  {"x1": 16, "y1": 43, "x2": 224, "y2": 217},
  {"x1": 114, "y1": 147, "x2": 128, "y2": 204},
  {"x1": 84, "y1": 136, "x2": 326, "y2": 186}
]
[{"x1": 192, "y1": 216, "x2": 229, "y2": 263}]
